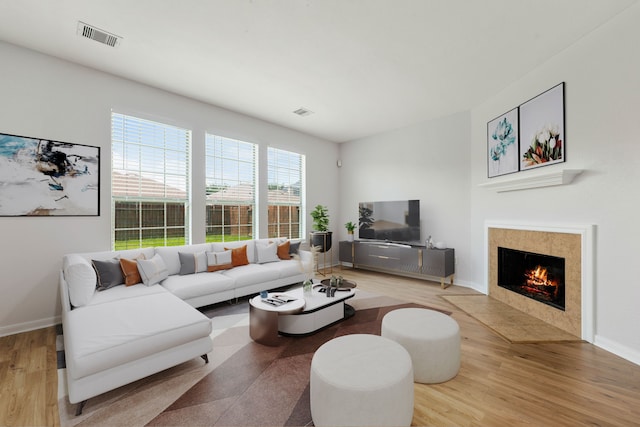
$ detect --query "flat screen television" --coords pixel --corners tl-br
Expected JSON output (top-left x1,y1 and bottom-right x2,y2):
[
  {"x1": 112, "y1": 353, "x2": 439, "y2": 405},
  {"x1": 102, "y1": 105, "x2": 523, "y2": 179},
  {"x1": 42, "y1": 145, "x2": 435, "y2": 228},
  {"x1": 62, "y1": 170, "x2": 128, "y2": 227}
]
[{"x1": 358, "y1": 199, "x2": 421, "y2": 244}]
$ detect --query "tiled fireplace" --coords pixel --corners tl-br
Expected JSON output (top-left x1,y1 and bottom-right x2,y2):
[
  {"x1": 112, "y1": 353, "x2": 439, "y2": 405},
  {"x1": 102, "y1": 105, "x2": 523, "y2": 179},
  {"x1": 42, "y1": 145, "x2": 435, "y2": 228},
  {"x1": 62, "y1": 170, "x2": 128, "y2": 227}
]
[{"x1": 485, "y1": 222, "x2": 594, "y2": 341}]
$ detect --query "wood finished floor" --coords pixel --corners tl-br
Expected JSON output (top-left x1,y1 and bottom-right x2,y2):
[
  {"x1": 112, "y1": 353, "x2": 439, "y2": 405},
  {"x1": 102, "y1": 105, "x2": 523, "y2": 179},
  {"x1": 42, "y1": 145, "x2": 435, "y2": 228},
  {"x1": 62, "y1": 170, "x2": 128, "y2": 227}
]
[{"x1": 1, "y1": 268, "x2": 639, "y2": 426}]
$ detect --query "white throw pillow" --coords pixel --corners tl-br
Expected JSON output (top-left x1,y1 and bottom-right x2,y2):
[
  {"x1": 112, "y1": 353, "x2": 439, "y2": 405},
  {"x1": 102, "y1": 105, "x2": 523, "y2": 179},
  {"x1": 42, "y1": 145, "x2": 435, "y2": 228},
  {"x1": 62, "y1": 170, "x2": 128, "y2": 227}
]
[
  {"x1": 256, "y1": 241, "x2": 280, "y2": 264},
  {"x1": 64, "y1": 255, "x2": 96, "y2": 307},
  {"x1": 206, "y1": 250, "x2": 233, "y2": 272},
  {"x1": 137, "y1": 253, "x2": 169, "y2": 286}
]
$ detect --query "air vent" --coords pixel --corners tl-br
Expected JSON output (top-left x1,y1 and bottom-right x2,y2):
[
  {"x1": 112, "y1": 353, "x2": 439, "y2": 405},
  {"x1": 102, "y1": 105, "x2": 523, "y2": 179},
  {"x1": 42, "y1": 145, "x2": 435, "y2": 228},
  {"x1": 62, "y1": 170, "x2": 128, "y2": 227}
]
[
  {"x1": 77, "y1": 21, "x2": 121, "y2": 47},
  {"x1": 293, "y1": 107, "x2": 314, "y2": 117}
]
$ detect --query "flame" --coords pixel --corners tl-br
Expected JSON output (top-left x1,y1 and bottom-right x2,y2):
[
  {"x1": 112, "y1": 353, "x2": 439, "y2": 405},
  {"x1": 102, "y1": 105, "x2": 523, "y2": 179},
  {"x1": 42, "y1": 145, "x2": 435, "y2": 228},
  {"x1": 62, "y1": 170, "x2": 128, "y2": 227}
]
[{"x1": 523, "y1": 265, "x2": 559, "y2": 298}]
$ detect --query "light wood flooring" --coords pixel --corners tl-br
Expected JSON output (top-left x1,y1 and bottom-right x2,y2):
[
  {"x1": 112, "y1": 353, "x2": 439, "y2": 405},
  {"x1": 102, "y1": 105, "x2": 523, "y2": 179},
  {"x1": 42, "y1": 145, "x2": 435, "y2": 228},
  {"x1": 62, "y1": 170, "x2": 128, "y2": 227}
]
[{"x1": 1, "y1": 268, "x2": 640, "y2": 426}]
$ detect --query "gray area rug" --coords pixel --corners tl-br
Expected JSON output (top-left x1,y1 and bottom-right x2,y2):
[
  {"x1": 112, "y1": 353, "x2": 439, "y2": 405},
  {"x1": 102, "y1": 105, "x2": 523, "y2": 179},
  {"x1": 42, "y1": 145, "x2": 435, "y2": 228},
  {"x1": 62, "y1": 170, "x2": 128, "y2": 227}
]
[{"x1": 58, "y1": 290, "x2": 448, "y2": 426}]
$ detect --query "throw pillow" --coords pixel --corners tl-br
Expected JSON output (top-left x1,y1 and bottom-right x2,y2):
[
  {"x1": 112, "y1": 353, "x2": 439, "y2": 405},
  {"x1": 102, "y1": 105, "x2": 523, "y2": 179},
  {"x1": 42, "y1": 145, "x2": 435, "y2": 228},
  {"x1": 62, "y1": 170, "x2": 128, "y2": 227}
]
[
  {"x1": 256, "y1": 241, "x2": 280, "y2": 264},
  {"x1": 277, "y1": 240, "x2": 291, "y2": 260},
  {"x1": 137, "y1": 253, "x2": 169, "y2": 286},
  {"x1": 225, "y1": 245, "x2": 249, "y2": 267},
  {"x1": 206, "y1": 250, "x2": 233, "y2": 272},
  {"x1": 92, "y1": 258, "x2": 125, "y2": 291},
  {"x1": 178, "y1": 251, "x2": 208, "y2": 275},
  {"x1": 120, "y1": 255, "x2": 145, "y2": 286},
  {"x1": 289, "y1": 241, "x2": 301, "y2": 255}
]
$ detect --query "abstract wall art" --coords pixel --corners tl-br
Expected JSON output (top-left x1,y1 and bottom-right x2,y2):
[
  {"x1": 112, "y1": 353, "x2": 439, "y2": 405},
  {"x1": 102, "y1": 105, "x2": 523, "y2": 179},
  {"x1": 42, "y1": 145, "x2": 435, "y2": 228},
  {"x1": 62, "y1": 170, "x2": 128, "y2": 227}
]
[{"x1": 0, "y1": 132, "x2": 100, "y2": 216}]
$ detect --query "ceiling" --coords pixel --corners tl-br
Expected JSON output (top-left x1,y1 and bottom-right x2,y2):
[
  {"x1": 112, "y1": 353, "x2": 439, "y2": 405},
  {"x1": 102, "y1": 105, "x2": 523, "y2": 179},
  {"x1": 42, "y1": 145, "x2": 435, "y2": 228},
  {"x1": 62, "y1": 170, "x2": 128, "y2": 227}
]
[{"x1": 0, "y1": 0, "x2": 635, "y2": 142}]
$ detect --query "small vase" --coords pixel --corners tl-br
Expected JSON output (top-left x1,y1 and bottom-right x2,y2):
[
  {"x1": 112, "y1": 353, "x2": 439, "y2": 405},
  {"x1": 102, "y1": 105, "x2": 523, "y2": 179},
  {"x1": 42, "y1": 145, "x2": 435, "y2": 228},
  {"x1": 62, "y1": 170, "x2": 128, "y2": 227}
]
[{"x1": 303, "y1": 279, "x2": 313, "y2": 296}]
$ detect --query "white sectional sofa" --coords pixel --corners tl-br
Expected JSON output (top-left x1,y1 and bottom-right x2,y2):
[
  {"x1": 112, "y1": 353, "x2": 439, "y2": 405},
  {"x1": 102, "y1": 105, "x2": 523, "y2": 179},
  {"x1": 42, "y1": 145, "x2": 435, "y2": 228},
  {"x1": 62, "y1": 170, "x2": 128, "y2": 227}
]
[{"x1": 60, "y1": 238, "x2": 312, "y2": 415}]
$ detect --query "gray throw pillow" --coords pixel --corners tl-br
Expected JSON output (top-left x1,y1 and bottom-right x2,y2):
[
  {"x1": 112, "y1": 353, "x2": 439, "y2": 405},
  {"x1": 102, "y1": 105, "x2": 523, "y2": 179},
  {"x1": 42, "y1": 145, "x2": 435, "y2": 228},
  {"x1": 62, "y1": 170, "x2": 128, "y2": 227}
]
[
  {"x1": 178, "y1": 251, "x2": 207, "y2": 275},
  {"x1": 289, "y1": 241, "x2": 301, "y2": 255},
  {"x1": 92, "y1": 258, "x2": 124, "y2": 291}
]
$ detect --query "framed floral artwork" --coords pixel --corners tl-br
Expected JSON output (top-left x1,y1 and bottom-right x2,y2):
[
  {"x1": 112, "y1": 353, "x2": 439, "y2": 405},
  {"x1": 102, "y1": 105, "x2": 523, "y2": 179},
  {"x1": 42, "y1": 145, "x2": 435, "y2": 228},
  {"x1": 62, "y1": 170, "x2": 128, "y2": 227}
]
[
  {"x1": 519, "y1": 82, "x2": 565, "y2": 170},
  {"x1": 487, "y1": 107, "x2": 519, "y2": 178},
  {"x1": 0, "y1": 132, "x2": 100, "y2": 216}
]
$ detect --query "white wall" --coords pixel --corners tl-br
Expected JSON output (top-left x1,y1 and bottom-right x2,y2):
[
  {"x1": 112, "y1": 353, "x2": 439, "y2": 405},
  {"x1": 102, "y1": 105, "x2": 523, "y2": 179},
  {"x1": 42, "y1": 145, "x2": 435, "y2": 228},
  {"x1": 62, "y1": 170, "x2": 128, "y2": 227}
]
[
  {"x1": 0, "y1": 41, "x2": 338, "y2": 336},
  {"x1": 338, "y1": 111, "x2": 473, "y2": 285},
  {"x1": 339, "y1": 3, "x2": 640, "y2": 365},
  {"x1": 470, "y1": 3, "x2": 640, "y2": 364}
]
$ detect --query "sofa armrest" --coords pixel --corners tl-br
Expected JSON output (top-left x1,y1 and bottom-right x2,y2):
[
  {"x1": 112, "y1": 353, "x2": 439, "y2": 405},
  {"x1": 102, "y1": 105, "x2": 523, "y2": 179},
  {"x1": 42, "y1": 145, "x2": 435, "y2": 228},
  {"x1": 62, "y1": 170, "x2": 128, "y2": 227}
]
[{"x1": 60, "y1": 270, "x2": 72, "y2": 314}]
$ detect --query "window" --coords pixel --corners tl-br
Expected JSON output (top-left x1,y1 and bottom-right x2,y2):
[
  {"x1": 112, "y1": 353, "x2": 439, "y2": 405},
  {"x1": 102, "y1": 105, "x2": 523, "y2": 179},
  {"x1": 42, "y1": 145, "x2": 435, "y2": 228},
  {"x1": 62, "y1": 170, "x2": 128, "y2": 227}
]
[
  {"x1": 111, "y1": 113, "x2": 191, "y2": 249},
  {"x1": 205, "y1": 134, "x2": 257, "y2": 242},
  {"x1": 267, "y1": 147, "x2": 304, "y2": 239}
]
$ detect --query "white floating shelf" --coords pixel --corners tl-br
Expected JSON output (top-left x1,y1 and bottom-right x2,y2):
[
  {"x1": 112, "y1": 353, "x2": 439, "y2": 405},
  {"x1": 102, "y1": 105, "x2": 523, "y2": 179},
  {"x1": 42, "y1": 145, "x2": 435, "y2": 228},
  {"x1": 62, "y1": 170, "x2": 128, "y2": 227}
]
[{"x1": 479, "y1": 169, "x2": 583, "y2": 193}]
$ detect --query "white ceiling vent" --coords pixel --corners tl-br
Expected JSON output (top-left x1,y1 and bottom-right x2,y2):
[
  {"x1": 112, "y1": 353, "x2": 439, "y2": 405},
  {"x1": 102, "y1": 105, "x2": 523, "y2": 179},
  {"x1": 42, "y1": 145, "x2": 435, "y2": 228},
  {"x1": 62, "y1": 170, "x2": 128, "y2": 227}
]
[
  {"x1": 293, "y1": 107, "x2": 314, "y2": 117},
  {"x1": 77, "y1": 21, "x2": 121, "y2": 47}
]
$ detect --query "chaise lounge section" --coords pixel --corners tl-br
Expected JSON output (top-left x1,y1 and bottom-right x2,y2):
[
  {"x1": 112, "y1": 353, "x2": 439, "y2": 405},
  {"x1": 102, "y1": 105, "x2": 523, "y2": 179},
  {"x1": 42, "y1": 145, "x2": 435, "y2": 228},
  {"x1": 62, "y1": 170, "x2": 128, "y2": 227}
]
[{"x1": 60, "y1": 238, "x2": 312, "y2": 414}]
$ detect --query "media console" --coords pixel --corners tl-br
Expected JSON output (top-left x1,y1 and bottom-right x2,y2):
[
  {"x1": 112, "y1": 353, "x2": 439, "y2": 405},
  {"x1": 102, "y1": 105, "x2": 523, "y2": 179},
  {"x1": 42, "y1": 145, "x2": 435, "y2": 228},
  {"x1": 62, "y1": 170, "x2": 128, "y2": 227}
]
[{"x1": 339, "y1": 240, "x2": 455, "y2": 288}]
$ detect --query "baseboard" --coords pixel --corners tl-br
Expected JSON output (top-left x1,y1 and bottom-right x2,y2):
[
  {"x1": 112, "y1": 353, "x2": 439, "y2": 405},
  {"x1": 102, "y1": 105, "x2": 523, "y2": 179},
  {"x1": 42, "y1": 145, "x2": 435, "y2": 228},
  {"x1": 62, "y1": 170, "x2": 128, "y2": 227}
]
[
  {"x1": 0, "y1": 315, "x2": 61, "y2": 338},
  {"x1": 594, "y1": 334, "x2": 640, "y2": 366}
]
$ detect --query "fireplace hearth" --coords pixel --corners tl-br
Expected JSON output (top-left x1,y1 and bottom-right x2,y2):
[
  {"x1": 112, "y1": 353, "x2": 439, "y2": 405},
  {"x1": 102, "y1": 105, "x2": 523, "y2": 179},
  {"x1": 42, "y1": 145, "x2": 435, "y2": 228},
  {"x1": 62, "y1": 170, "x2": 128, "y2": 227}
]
[{"x1": 498, "y1": 247, "x2": 565, "y2": 311}]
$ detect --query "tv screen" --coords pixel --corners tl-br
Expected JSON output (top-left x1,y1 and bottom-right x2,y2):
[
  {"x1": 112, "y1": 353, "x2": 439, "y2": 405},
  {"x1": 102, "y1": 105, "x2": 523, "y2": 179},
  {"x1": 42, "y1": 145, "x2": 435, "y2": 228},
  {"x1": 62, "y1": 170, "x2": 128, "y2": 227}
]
[{"x1": 358, "y1": 199, "x2": 420, "y2": 244}]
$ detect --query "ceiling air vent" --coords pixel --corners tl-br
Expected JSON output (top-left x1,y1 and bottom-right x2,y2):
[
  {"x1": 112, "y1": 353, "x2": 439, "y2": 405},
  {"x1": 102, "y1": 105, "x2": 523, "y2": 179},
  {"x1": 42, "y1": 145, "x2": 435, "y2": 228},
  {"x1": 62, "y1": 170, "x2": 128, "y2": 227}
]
[
  {"x1": 293, "y1": 107, "x2": 314, "y2": 117},
  {"x1": 77, "y1": 21, "x2": 121, "y2": 47}
]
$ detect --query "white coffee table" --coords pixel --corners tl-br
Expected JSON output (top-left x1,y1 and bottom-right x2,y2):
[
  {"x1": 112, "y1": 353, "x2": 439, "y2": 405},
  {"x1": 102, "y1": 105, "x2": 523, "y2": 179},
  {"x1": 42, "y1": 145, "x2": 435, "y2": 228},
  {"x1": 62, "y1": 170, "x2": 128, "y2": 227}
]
[{"x1": 249, "y1": 284, "x2": 355, "y2": 346}]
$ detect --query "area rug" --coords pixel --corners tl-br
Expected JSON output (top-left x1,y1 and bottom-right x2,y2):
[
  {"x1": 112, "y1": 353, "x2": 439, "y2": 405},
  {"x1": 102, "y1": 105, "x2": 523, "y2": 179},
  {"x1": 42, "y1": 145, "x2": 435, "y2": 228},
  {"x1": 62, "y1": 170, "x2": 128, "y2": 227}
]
[
  {"x1": 58, "y1": 290, "x2": 450, "y2": 426},
  {"x1": 441, "y1": 294, "x2": 582, "y2": 343}
]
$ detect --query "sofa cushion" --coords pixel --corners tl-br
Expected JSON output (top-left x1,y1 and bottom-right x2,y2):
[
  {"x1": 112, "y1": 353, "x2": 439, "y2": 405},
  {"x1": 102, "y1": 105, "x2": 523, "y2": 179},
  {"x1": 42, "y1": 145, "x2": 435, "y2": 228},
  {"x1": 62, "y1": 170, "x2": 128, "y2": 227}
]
[
  {"x1": 258, "y1": 258, "x2": 304, "y2": 278},
  {"x1": 86, "y1": 282, "x2": 168, "y2": 306},
  {"x1": 64, "y1": 254, "x2": 97, "y2": 307},
  {"x1": 137, "y1": 253, "x2": 169, "y2": 286},
  {"x1": 162, "y1": 272, "x2": 235, "y2": 301},
  {"x1": 64, "y1": 292, "x2": 212, "y2": 380},
  {"x1": 221, "y1": 263, "x2": 280, "y2": 287},
  {"x1": 256, "y1": 241, "x2": 280, "y2": 264},
  {"x1": 92, "y1": 258, "x2": 125, "y2": 291},
  {"x1": 206, "y1": 250, "x2": 233, "y2": 272},
  {"x1": 178, "y1": 251, "x2": 208, "y2": 275},
  {"x1": 156, "y1": 243, "x2": 212, "y2": 276},
  {"x1": 212, "y1": 240, "x2": 256, "y2": 264}
]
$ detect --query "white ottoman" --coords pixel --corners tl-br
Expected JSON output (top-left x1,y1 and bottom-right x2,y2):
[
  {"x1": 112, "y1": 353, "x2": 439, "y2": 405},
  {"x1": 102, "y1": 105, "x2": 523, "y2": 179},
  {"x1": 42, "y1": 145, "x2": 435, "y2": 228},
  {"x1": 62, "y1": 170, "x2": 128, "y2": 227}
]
[
  {"x1": 310, "y1": 334, "x2": 414, "y2": 427},
  {"x1": 382, "y1": 308, "x2": 460, "y2": 384}
]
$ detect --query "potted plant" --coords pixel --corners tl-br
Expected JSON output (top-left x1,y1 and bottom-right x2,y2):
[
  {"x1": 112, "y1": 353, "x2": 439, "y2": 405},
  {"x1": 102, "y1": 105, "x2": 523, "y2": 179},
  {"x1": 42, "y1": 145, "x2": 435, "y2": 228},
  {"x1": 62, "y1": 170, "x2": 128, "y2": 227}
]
[
  {"x1": 345, "y1": 221, "x2": 356, "y2": 242},
  {"x1": 310, "y1": 204, "x2": 332, "y2": 252}
]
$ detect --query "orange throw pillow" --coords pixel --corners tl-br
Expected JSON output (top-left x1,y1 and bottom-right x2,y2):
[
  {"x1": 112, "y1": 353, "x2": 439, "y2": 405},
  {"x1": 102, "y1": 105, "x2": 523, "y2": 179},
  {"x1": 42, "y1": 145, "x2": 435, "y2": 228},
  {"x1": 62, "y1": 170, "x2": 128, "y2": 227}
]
[
  {"x1": 120, "y1": 256, "x2": 144, "y2": 286},
  {"x1": 225, "y1": 245, "x2": 249, "y2": 267},
  {"x1": 277, "y1": 241, "x2": 291, "y2": 260}
]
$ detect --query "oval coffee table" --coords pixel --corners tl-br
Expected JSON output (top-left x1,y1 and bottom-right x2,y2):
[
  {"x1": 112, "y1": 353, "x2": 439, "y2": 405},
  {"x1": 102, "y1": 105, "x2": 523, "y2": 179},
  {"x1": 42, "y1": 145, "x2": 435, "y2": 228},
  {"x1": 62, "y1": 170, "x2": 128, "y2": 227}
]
[
  {"x1": 249, "y1": 284, "x2": 356, "y2": 346},
  {"x1": 249, "y1": 293, "x2": 305, "y2": 346}
]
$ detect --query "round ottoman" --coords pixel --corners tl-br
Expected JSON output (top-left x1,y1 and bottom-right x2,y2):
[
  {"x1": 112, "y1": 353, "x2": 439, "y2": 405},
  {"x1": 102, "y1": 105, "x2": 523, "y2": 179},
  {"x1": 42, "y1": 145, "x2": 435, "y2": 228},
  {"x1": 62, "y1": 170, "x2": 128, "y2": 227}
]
[
  {"x1": 310, "y1": 334, "x2": 414, "y2": 427},
  {"x1": 382, "y1": 308, "x2": 460, "y2": 383}
]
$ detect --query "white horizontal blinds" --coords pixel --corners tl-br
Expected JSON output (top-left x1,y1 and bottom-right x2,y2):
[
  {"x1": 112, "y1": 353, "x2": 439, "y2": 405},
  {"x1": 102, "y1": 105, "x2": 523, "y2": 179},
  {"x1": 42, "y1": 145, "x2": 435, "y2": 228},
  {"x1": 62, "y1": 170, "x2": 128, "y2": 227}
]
[
  {"x1": 111, "y1": 113, "x2": 191, "y2": 249},
  {"x1": 112, "y1": 113, "x2": 190, "y2": 201},
  {"x1": 205, "y1": 134, "x2": 256, "y2": 242},
  {"x1": 267, "y1": 147, "x2": 304, "y2": 239}
]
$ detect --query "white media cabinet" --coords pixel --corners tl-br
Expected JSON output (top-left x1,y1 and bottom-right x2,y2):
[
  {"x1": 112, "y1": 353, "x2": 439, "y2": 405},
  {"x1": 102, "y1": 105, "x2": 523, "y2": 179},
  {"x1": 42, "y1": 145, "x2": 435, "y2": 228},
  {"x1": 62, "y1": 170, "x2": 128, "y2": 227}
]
[{"x1": 339, "y1": 240, "x2": 455, "y2": 288}]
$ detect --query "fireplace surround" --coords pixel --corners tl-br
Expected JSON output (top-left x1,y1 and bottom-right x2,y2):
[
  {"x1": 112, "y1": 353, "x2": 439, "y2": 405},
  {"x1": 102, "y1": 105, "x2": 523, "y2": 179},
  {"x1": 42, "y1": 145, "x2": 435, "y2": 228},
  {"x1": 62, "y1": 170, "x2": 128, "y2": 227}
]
[{"x1": 485, "y1": 222, "x2": 594, "y2": 342}]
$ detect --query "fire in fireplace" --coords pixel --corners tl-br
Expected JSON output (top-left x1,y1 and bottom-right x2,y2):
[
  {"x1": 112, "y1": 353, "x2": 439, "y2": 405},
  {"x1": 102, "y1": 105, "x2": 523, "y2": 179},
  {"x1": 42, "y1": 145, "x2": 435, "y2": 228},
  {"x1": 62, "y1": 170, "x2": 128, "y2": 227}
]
[{"x1": 498, "y1": 247, "x2": 565, "y2": 310}]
